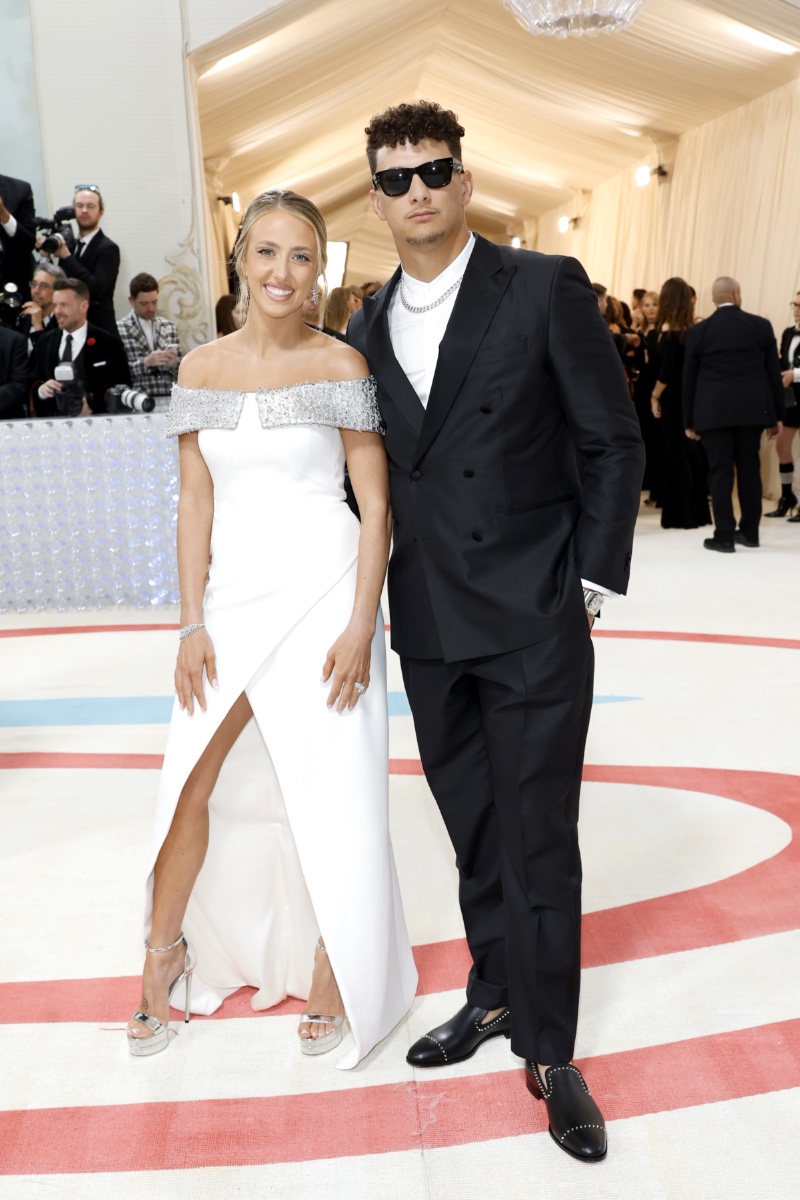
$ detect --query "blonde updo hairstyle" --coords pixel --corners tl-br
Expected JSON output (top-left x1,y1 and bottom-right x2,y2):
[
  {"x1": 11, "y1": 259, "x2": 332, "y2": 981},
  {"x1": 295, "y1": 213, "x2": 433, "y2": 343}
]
[{"x1": 232, "y1": 189, "x2": 328, "y2": 326}]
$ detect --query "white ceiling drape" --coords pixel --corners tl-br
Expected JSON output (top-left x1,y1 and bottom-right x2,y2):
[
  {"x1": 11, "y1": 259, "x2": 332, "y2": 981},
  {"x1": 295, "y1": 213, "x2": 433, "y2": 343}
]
[{"x1": 537, "y1": 75, "x2": 800, "y2": 336}]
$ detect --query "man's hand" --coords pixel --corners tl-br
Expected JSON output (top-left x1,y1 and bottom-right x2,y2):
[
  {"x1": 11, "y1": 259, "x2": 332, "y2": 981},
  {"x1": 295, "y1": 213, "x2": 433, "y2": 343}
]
[
  {"x1": 766, "y1": 423, "x2": 783, "y2": 441},
  {"x1": 54, "y1": 238, "x2": 71, "y2": 260},
  {"x1": 587, "y1": 611, "x2": 595, "y2": 630},
  {"x1": 0, "y1": 196, "x2": 9, "y2": 225},
  {"x1": 21, "y1": 300, "x2": 44, "y2": 330},
  {"x1": 38, "y1": 379, "x2": 62, "y2": 400},
  {"x1": 782, "y1": 369, "x2": 795, "y2": 389},
  {"x1": 651, "y1": 397, "x2": 662, "y2": 419},
  {"x1": 144, "y1": 349, "x2": 172, "y2": 368},
  {"x1": 79, "y1": 397, "x2": 91, "y2": 416},
  {"x1": 685, "y1": 428, "x2": 701, "y2": 441}
]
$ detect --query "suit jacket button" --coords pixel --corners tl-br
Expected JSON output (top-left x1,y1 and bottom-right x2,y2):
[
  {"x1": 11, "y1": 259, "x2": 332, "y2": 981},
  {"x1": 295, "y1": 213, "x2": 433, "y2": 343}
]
[
  {"x1": 410, "y1": 470, "x2": 421, "y2": 481},
  {"x1": 472, "y1": 530, "x2": 483, "y2": 542},
  {"x1": 480, "y1": 404, "x2": 492, "y2": 413},
  {"x1": 463, "y1": 468, "x2": 474, "y2": 478}
]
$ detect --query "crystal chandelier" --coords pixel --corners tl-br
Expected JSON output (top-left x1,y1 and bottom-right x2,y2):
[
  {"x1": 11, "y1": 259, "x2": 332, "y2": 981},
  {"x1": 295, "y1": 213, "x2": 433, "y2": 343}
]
[{"x1": 502, "y1": 0, "x2": 650, "y2": 38}]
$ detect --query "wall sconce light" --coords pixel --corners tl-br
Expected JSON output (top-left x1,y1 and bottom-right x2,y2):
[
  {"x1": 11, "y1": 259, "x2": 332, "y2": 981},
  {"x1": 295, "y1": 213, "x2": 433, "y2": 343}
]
[
  {"x1": 558, "y1": 215, "x2": 578, "y2": 234},
  {"x1": 635, "y1": 164, "x2": 667, "y2": 187},
  {"x1": 217, "y1": 192, "x2": 241, "y2": 213},
  {"x1": 511, "y1": 236, "x2": 522, "y2": 249}
]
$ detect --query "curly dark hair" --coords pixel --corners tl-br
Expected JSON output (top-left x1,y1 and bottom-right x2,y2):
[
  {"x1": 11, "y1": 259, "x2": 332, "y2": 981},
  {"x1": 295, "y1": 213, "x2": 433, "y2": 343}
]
[
  {"x1": 657, "y1": 277, "x2": 694, "y2": 339},
  {"x1": 364, "y1": 101, "x2": 465, "y2": 174}
]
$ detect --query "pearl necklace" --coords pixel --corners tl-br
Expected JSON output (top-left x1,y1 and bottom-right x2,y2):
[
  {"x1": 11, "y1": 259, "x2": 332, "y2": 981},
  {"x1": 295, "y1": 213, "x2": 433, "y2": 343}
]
[{"x1": 399, "y1": 271, "x2": 464, "y2": 314}]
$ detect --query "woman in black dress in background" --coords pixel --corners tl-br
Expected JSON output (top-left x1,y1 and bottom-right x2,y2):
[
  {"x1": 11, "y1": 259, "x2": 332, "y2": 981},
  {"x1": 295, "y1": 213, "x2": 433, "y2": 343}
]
[
  {"x1": 649, "y1": 278, "x2": 711, "y2": 529},
  {"x1": 633, "y1": 291, "x2": 664, "y2": 507}
]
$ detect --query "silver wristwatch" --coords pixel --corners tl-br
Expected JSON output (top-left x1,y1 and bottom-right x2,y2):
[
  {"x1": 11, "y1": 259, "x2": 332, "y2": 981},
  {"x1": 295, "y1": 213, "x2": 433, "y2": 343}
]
[{"x1": 582, "y1": 588, "x2": 605, "y2": 618}]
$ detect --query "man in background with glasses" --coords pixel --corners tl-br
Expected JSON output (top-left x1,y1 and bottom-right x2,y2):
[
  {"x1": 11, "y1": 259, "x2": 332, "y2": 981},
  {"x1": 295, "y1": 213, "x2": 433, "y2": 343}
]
[
  {"x1": 41, "y1": 185, "x2": 121, "y2": 337},
  {"x1": 348, "y1": 101, "x2": 644, "y2": 1164},
  {"x1": 18, "y1": 262, "x2": 65, "y2": 354}
]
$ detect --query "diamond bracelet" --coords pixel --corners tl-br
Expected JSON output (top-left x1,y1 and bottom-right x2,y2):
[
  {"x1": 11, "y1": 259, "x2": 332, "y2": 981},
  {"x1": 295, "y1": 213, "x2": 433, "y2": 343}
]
[{"x1": 179, "y1": 623, "x2": 205, "y2": 641}]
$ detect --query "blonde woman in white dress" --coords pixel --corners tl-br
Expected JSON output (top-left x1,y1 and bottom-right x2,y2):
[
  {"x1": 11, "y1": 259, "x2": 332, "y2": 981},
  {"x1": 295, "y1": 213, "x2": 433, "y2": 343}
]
[{"x1": 127, "y1": 190, "x2": 417, "y2": 1068}]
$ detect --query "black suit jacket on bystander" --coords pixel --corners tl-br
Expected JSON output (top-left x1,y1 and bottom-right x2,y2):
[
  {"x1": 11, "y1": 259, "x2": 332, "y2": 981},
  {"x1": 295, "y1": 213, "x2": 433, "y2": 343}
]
[
  {"x1": 683, "y1": 305, "x2": 785, "y2": 433},
  {"x1": 0, "y1": 325, "x2": 30, "y2": 419},
  {"x1": 0, "y1": 174, "x2": 36, "y2": 303},
  {"x1": 30, "y1": 322, "x2": 131, "y2": 415},
  {"x1": 58, "y1": 230, "x2": 121, "y2": 336}
]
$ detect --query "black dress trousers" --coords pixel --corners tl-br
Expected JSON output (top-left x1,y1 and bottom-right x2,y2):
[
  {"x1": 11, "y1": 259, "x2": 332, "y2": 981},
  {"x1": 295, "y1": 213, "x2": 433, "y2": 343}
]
[{"x1": 401, "y1": 614, "x2": 594, "y2": 1065}]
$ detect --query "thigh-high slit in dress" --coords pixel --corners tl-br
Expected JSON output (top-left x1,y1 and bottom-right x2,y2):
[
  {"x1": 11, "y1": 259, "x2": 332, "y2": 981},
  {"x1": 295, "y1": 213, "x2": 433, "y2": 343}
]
[{"x1": 144, "y1": 378, "x2": 417, "y2": 1069}]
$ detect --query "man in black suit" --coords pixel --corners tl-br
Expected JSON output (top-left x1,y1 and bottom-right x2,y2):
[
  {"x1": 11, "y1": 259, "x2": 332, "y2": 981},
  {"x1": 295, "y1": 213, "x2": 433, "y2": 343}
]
[
  {"x1": 0, "y1": 324, "x2": 29, "y2": 419},
  {"x1": 31, "y1": 277, "x2": 130, "y2": 416},
  {"x1": 0, "y1": 173, "x2": 36, "y2": 303},
  {"x1": 17, "y1": 263, "x2": 64, "y2": 354},
  {"x1": 45, "y1": 187, "x2": 120, "y2": 336},
  {"x1": 348, "y1": 102, "x2": 644, "y2": 1163},
  {"x1": 683, "y1": 276, "x2": 784, "y2": 551}
]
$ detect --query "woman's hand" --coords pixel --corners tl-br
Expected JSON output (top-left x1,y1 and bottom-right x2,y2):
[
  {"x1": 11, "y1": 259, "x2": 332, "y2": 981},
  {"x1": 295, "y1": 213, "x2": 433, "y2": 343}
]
[
  {"x1": 175, "y1": 629, "x2": 218, "y2": 714},
  {"x1": 322, "y1": 622, "x2": 373, "y2": 713},
  {"x1": 651, "y1": 397, "x2": 662, "y2": 419}
]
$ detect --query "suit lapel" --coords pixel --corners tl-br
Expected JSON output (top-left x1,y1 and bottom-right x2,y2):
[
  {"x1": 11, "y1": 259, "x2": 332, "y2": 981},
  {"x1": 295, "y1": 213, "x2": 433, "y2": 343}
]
[
  {"x1": 414, "y1": 236, "x2": 515, "y2": 466},
  {"x1": 364, "y1": 268, "x2": 426, "y2": 436}
]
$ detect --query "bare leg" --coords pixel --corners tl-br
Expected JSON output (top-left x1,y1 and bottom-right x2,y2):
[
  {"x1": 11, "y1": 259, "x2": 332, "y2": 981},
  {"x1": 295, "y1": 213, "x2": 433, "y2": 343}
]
[
  {"x1": 298, "y1": 939, "x2": 345, "y2": 1041},
  {"x1": 128, "y1": 692, "x2": 254, "y2": 1039},
  {"x1": 775, "y1": 426, "x2": 797, "y2": 467}
]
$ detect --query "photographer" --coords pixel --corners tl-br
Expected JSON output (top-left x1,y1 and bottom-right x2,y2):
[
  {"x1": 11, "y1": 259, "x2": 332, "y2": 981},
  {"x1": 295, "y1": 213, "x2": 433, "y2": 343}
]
[
  {"x1": 0, "y1": 319, "x2": 28, "y2": 420},
  {"x1": 0, "y1": 173, "x2": 36, "y2": 303},
  {"x1": 31, "y1": 278, "x2": 130, "y2": 417},
  {"x1": 17, "y1": 263, "x2": 65, "y2": 353},
  {"x1": 117, "y1": 272, "x2": 180, "y2": 412},
  {"x1": 40, "y1": 187, "x2": 120, "y2": 336}
]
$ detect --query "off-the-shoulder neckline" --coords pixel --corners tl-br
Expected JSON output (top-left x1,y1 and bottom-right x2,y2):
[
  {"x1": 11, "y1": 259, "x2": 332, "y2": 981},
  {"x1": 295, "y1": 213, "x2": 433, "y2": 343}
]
[{"x1": 174, "y1": 377, "x2": 373, "y2": 396}]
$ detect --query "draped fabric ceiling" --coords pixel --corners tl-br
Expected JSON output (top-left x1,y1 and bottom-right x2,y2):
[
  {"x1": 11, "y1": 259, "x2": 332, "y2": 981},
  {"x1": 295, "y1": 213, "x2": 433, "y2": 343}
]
[{"x1": 195, "y1": 0, "x2": 800, "y2": 299}]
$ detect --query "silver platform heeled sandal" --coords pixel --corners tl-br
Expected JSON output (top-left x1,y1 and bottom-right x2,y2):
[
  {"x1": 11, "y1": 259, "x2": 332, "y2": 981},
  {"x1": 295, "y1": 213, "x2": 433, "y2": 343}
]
[
  {"x1": 298, "y1": 940, "x2": 347, "y2": 1057},
  {"x1": 127, "y1": 931, "x2": 195, "y2": 1058}
]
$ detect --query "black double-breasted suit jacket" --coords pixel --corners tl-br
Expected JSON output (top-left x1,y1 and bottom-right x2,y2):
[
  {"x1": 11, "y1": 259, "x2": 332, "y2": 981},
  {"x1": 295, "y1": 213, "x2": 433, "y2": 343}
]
[{"x1": 348, "y1": 235, "x2": 645, "y2": 664}]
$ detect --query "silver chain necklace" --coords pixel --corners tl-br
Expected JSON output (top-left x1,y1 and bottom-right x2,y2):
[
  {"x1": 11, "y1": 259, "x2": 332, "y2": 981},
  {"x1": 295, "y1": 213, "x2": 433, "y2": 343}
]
[{"x1": 399, "y1": 271, "x2": 464, "y2": 314}]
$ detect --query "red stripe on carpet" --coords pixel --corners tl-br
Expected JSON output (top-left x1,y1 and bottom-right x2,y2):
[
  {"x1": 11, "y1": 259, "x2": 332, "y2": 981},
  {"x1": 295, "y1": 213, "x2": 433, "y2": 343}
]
[
  {"x1": 592, "y1": 629, "x2": 800, "y2": 650},
  {"x1": 2, "y1": 1019, "x2": 799, "y2": 1175},
  {"x1": 0, "y1": 624, "x2": 180, "y2": 638},
  {"x1": 0, "y1": 752, "x2": 165, "y2": 770},
  {"x1": 1, "y1": 766, "x2": 796, "y2": 1023},
  {"x1": 579, "y1": 766, "x2": 800, "y2": 966},
  {"x1": 0, "y1": 753, "x2": 424, "y2": 774},
  {"x1": 2, "y1": 623, "x2": 798, "y2": 649}
]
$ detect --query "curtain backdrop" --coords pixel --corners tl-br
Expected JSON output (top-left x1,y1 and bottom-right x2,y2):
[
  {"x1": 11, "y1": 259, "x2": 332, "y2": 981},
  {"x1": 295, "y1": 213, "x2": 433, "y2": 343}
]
[
  {"x1": 537, "y1": 76, "x2": 800, "y2": 337},
  {"x1": 537, "y1": 77, "x2": 800, "y2": 497}
]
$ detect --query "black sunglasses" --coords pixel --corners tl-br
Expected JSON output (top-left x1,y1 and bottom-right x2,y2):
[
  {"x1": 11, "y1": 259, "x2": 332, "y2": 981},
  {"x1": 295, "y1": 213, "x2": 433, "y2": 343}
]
[{"x1": 372, "y1": 157, "x2": 464, "y2": 197}]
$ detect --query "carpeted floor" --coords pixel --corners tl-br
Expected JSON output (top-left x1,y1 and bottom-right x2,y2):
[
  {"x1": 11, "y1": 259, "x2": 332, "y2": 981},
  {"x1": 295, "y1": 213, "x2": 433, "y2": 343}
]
[{"x1": 1, "y1": 503, "x2": 799, "y2": 1199}]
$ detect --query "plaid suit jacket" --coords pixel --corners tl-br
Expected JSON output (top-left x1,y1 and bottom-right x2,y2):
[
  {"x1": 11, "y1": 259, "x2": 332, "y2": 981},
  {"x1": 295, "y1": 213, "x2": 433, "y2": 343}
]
[{"x1": 116, "y1": 312, "x2": 182, "y2": 401}]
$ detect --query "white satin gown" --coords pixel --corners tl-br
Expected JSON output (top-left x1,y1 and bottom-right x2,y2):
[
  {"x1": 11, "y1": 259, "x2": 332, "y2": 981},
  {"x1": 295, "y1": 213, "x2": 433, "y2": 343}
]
[{"x1": 144, "y1": 378, "x2": 417, "y2": 1068}]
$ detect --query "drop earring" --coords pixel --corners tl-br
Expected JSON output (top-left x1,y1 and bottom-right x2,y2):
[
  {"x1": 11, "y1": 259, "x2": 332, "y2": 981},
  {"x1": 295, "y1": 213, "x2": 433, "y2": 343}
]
[{"x1": 311, "y1": 283, "x2": 320, "y2": 305}]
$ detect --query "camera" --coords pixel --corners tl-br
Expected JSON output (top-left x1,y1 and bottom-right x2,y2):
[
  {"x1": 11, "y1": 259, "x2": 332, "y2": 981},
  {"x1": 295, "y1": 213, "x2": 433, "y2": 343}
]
[
  {"x1": 33, "y1": 206, "x2": 76, "y2": 253},
  {"x1": 105, "y1": 384, "x2": 155, "y2": 414},
  {"x1": 0, "y1": 281, "x2": 22, "y2": 326},
  {"x1": 53, "y1": 363, "x2": 87, "y2": 417}
]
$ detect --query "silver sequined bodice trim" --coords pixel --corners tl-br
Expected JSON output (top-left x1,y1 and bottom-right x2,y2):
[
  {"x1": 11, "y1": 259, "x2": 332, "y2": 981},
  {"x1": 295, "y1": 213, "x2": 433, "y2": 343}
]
[{"x1": 165, "y1": 377, "x2": 383, "y2": 438}]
